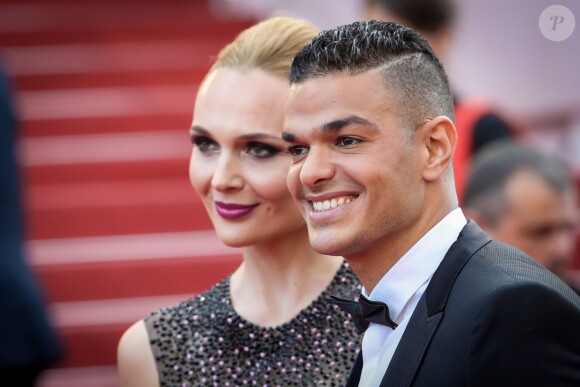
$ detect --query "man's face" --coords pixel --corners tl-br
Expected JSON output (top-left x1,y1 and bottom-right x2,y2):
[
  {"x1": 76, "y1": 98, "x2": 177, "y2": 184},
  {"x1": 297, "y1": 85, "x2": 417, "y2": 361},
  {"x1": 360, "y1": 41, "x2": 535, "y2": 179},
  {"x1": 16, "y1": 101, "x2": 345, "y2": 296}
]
[
  {"x1": 493, "y1": 170, "x2": 577, "y2": 278},
  {"x1": 283, "y1": 70, "x2": 426, "y2": 258}
]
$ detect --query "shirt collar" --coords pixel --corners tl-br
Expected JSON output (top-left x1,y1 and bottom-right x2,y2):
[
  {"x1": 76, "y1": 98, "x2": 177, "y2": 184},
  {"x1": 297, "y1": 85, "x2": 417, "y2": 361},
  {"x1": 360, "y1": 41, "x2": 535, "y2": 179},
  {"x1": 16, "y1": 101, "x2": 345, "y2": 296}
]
[{"x1": 363, "y1": 208, "x2": 467, "y2": 322}]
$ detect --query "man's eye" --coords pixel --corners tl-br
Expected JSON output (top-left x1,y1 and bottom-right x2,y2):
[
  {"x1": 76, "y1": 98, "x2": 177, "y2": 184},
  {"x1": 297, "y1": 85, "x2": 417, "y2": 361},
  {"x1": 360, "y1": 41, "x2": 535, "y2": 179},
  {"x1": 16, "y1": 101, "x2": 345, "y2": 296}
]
[
  {"x1": 529, "y1": 225, "x2": 554, "y2": 239},
  {"x1": 247, "y1": 142, "x2": 280, "y2": 158},
  {"x1": 336, "y1": 136, "x2": 360, "y2": 147},
  {"x1": 286, "y1": 145, "x2": 309, "y2": 157},
  {"x1": 192, "y1": 136, "x2": 218, "y2": 153}
]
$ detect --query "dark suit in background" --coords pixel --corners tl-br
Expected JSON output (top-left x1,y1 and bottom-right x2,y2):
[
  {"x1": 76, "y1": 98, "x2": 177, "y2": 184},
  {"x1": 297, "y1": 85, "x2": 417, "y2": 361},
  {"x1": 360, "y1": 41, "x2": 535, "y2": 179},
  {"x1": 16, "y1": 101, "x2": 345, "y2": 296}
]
[
  {"x1": 347, "y1": 221, "x2": 580, "y2": 386},
  {"x1": 0, "y1": 61, "x2": 61, "y2": 385}
]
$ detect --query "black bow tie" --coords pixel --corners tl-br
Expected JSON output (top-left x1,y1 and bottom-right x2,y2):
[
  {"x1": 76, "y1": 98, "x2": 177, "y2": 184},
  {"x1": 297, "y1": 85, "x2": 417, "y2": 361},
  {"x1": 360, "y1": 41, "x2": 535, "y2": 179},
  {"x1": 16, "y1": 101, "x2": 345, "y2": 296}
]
[{"x1": 330, "y1": 295, "x2": 398, "y2": 334}]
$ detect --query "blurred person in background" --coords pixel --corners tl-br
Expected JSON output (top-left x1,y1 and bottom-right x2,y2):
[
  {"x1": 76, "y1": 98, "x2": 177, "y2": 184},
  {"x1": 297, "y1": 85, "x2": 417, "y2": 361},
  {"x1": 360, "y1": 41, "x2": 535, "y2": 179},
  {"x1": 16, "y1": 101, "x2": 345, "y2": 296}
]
[
  {"x1": 0, "y1": 61, "x2": 62, "y2": 385},
  {"x1": 364, "y1": 0, "x2": 519, "y2": 201},
  {"x1": 464, "y1": 141, "x2": 579, "y2": 293},
  {"x1": 209, "y1": 0, "x2": 362, "y2": 30},
  {"x1": 117, "y1": 17, "x2": 361, "y2": 386}
]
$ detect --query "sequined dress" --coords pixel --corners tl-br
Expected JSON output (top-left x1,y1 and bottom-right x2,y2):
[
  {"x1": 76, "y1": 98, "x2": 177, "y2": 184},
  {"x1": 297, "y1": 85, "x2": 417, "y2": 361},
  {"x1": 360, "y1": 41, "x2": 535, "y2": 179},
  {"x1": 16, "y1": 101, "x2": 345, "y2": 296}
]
[{"x1": 144, "y1": 262, "x2": 362, "y2": 386}]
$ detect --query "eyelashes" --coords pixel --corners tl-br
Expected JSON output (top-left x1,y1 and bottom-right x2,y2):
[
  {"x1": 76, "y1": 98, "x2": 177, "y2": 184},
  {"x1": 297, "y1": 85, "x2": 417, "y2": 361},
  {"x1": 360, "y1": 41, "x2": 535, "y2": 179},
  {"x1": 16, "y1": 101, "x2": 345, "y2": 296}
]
[
  {"x1": 190, "y1": 135, "x2": 283, "y2": 159},
  {"x1": 246, "y1": 142, "x2": 282, "y2": 158},
  {"x1": 285, "y1": 145, "x2": 308, "y2": 157},
  {"x1": 191, "y1": 135, "x2": 218, "y2": 153},
  {"x1": 283, "y1": 136, "x2": 362, "y2": 159}
]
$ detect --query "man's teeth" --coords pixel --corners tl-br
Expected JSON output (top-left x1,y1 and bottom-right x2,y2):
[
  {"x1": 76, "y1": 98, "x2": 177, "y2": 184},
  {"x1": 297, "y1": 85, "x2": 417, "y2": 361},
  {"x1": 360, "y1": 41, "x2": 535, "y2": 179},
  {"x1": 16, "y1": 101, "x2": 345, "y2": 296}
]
[{"x1": 312, "y1": 197, "x2": 354, "y2": 212}]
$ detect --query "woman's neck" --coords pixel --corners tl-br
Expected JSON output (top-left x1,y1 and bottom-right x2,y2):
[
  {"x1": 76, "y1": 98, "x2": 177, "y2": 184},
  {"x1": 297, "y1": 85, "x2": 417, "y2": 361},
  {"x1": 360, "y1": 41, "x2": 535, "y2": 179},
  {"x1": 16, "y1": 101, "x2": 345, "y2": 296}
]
[{"x1": 229, "y1": 226, "x2": 343, "y2": 327}]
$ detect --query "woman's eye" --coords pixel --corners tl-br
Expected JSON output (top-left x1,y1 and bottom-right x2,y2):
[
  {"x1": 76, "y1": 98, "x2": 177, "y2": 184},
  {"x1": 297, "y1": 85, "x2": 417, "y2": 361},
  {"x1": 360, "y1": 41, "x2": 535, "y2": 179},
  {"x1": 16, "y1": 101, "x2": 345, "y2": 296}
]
[
  {"x1": 192, "y1": 136, "x2": 218, "y2": 153},
  {"x1": 247, "y1": 142, "x2": 280, "y2": 158},
  {"x1": 336, "y1": 136, "x2": 360, "y2": 147}
]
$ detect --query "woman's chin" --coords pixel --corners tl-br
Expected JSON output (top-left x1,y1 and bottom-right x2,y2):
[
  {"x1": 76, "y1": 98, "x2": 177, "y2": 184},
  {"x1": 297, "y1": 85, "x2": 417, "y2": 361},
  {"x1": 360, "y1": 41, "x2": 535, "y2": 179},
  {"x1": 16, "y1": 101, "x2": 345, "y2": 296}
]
[{"x1": 215, "y1": 232, "x2": 253, "y2": 248}]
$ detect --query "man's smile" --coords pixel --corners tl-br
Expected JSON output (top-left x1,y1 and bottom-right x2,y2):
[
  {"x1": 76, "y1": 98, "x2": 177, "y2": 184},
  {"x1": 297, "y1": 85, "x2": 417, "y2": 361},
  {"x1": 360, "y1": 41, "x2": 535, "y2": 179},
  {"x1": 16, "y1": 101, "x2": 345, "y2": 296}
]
[{"x1": 311, "y1": 195, "x2": 358, "y2": 212}]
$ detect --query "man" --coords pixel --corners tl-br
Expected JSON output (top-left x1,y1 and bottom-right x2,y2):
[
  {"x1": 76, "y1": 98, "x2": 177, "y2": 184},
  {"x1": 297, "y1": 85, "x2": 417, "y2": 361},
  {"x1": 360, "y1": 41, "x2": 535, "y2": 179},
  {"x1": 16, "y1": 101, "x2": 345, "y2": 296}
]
[
  {"x1": 464, "y1": 142, "x2": 579, "y2": 290},
  {"x1": 364, "y1": 0, "x2": 517, "y2": 201},
  {"x1": 283, "y1": 21, "x2": 580, "y2": 386}
]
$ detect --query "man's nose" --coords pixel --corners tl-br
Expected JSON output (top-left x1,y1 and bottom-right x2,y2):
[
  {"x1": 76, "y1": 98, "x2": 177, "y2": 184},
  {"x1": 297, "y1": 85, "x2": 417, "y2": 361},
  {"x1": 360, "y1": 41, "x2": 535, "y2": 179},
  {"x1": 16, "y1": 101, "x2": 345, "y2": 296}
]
[
  {"x1": 550, "y1": 227, "x2": 575, "y2": 263},
  {"x1": 299, "y1": 146, "x2": 335, "y2": 187}
]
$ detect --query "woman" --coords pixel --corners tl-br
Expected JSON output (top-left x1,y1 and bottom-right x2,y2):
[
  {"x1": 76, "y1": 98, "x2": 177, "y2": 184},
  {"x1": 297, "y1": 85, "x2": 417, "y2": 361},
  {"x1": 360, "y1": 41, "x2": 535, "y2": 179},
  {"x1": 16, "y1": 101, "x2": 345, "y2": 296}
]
[{"x1": 117, "y1": 17, "x2": 361, "y2": 386}]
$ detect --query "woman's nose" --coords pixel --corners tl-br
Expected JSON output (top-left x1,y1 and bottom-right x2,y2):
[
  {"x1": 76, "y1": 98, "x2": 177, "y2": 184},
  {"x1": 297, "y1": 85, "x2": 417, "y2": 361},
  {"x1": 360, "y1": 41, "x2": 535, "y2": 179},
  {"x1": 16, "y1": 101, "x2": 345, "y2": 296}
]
[{"x1": 211, "y1": 153, "x2": 244, "y2": 191}]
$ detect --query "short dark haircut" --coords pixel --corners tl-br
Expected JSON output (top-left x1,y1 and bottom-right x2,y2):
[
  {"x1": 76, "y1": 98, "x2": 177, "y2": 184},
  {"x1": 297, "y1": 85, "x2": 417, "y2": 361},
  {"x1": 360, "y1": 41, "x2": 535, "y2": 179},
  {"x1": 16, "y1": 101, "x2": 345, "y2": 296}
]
[
  {"x1": 290, "y1": 20, "x2": 454, "y2": 130},
  {"x1": 365, "y1": 0, "x2": 456, "y2": 33},
  {"x1": 464, "y1": 141, "x2": 573, "y2": 225}
]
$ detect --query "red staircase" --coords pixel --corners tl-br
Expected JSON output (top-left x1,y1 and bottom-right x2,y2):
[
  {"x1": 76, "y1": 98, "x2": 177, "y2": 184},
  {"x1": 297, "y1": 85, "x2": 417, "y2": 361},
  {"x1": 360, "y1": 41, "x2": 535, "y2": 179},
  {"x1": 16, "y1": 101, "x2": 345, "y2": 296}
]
[{"x1": 1, "y1": 1, "x2": 254, "y2": 385}]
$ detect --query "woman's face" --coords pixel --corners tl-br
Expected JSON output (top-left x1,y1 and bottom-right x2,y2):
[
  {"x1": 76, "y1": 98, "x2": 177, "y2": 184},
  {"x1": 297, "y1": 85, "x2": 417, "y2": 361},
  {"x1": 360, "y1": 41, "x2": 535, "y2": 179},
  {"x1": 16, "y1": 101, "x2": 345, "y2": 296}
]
[{"x1": 190, "y1": 68, "x2": 305, "y2": 247}]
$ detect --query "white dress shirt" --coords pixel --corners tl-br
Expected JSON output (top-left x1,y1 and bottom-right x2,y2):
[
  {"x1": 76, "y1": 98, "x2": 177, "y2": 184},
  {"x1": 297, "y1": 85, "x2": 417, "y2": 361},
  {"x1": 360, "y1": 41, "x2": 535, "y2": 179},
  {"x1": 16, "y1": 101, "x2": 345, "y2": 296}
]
[{"x1": 358, "y1": 208, "x2": 467, "y2": 387}]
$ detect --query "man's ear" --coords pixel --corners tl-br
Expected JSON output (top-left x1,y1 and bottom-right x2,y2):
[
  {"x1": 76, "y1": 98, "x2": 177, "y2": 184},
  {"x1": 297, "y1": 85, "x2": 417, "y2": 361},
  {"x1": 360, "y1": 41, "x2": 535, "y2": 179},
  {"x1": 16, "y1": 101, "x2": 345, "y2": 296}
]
[{"x1": 418, "y1": 116, "x2": 456, "y2": 182}]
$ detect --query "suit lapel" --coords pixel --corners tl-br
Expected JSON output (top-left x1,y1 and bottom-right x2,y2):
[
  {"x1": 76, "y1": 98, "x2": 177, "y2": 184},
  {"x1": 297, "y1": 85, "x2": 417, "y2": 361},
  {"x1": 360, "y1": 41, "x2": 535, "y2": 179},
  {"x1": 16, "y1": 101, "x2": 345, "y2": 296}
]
[
  {"x1": 378, "y1": 221, "x2": 491, "y2": 387},
  {"x1": 345, "y1": 352, "x2": 363, "y2": 387},
  {"x1": 379, "y1": 296, "x2": 441, "y2": 387}
]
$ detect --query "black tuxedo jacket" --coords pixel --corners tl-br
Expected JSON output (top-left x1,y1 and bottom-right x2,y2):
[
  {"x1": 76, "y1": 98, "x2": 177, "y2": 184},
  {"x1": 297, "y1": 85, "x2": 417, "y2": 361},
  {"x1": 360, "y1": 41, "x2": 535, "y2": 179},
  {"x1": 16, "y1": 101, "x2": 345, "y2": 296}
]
[{"x1": 346, "y1": 221, "x2": 580, "y2": 387}]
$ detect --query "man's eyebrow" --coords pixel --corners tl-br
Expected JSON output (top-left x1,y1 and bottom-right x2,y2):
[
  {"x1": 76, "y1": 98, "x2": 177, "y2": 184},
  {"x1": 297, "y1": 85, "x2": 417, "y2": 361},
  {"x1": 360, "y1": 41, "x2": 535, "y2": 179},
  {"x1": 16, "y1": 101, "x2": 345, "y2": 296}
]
[
  {"x1": 281, "y1": 132, "x2": 296, "y2": 143},
  {"x1": 320, "y1": 115, "x2": 373, "y2": 133},
  {"x1": 282, "y1": 115, "x2": 374, "y2": 143}
]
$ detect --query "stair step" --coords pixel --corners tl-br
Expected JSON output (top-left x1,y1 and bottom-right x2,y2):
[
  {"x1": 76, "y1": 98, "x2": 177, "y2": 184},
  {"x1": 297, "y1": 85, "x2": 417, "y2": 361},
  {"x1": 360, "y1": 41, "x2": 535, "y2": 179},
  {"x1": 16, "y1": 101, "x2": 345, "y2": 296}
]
[
  {"x1": 27, "y1": 202, "x2": 212, "y2": 240},
  {"x1": 20, "y1": 130, "x2": 191, "y2": 169},
  {"x1": 29, "y1": 230, "x2": 241, "y2": 301},
  {"x1": 3, "y1": 40, "x2": 228, "y2": 80},
  {"x1": 54, "y1": 323, "x2": 129, "y2": 368},
  {"x1": 13, "y1": 69, "x2": 203, "y2": 91},
  {"x1": 24, "y1": 159, "x2": 188, "y2": 185},
  {"x1": 29, "y1": 230, "x2": 237, "y2": 265},
  {"x1": 37, "y1": 256, "x2": 241, "y2": 302},
  {"x1": 15, "y1": 84, "x2": 196, "y2": 138},
  {"x1": 50, "y1": 294, "x2": 207, "y2": 329},
  {"x1": 0, "y1": 1, "x2": 254, "y2": 47},
  {"x1": 24, "y1": 176, "x2": 211, "y2": 239},
  {"x1": 28, "y1": 178, "x2": 196, "y2": 209},
  {"x1": 36, "y1": 254, "x2": 241, "y2": 302},
  {"x1": 38, "y1": 365, "x2": 119, "y2": 387},
  {"x1": 16, "y1": 84, "x2": 196, "y2": 121},
  {"x1": 1, "y1": 25, "x2": 249, "y2": 47},
  {"x1": 22, "y1": 114, "x2": 190, "y2": 137}
]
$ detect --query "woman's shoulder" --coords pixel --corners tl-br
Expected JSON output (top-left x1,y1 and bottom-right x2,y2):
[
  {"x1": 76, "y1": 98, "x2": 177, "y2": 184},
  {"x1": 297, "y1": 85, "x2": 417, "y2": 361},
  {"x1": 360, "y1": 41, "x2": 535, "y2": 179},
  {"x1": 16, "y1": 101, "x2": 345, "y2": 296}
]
[
  {"x1": 117, "y1": 320, "x2": 159, "y2": 387},
  {"x1": 146, "y1": 277, "x2": 231, "y2": 322}
]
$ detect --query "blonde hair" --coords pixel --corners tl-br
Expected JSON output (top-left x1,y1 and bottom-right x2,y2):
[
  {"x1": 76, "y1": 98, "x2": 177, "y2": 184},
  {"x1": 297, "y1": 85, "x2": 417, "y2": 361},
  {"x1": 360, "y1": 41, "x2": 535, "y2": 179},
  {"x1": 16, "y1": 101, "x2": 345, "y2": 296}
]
[{"x1": 208, "y1": 16, "x2": 319, "y2": 79}]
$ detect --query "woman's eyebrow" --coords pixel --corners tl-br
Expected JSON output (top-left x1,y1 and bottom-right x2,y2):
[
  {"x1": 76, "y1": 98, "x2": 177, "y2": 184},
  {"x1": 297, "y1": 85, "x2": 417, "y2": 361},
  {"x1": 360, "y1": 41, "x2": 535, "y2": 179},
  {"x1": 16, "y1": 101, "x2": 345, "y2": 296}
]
[
  {"x1": 190, "y1": 125, "x2": 209, "y2": 135},
  {"x1": 238, "y1": 133, "x2": 283, "y2": 141},
  {"x1": 190, "y1": 126, "x2": 282, "y2": 142}
]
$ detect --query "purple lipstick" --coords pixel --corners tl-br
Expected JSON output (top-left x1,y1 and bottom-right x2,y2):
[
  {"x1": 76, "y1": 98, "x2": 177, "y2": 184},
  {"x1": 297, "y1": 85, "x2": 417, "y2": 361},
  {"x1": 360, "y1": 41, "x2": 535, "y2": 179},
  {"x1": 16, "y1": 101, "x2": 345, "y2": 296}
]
[{"x1": 214, "y1": 201, "x2": 259, "y2": 220}]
